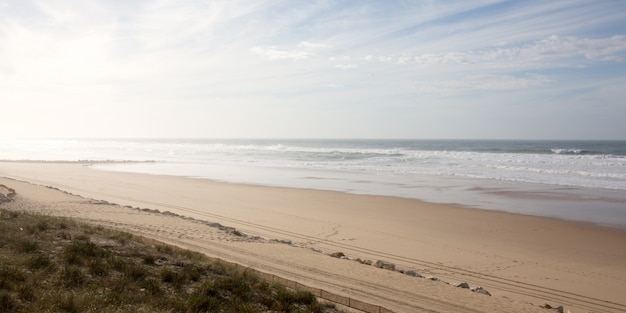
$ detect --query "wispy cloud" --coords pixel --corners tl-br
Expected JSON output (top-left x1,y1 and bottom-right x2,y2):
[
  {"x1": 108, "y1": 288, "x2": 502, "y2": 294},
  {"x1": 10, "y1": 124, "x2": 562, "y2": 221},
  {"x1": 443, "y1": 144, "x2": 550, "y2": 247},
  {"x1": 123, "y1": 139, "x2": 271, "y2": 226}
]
[
  {"x1": 414, "y1": 74, "x2": 553, "y2": 94},
  {"x1": 250, "y1": 40, "x2": 330, "y2": 60},
  {"x1": 1, "y1": 0, "x2": 626, "y2": 138},
  {"x1": 250, "y1": 46, "x2": 314, "y2": 60},
  {"x1": 298, "y1": 41, "x2": 331, "y2": 50},
  {"x1": 335, "y1": 64, "x2": 358, "y2": 70},
  {"x1": 524, "y1": 35, "x2": 626, "y2": 62},
  {"x1": 355, "y1": 35, "x2": 626, "y2": 69}
]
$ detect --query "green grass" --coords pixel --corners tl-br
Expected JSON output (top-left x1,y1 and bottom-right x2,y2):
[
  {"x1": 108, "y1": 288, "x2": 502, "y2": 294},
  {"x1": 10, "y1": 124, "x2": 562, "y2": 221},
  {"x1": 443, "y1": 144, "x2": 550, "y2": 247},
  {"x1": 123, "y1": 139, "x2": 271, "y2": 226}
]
[{"x1": 0, "y1": 208, "x2": 343, "y2": 313}]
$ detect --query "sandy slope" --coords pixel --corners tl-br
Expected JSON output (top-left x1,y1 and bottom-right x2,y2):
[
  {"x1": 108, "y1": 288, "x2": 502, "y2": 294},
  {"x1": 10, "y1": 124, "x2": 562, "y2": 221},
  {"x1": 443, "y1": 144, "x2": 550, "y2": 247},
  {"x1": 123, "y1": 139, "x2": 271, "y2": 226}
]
[{"x1": 2, "y1": 162, "x2": 626, "y2": 312}]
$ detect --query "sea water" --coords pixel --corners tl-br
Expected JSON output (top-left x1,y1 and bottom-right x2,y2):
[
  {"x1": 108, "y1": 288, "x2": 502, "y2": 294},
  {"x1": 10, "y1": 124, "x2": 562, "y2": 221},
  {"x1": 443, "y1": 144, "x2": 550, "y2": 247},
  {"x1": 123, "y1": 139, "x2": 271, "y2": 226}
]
[{"x1": 1, "y1": 138, "x2": 625, "y2": 227}]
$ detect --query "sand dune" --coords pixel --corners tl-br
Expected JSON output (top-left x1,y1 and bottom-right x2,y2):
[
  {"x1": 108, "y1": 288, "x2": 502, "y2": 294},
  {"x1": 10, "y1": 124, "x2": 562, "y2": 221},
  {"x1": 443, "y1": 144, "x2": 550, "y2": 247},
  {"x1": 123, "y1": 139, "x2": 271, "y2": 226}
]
[{"x1": 2, "y1": 162, "x2": 626, "y2": 312}]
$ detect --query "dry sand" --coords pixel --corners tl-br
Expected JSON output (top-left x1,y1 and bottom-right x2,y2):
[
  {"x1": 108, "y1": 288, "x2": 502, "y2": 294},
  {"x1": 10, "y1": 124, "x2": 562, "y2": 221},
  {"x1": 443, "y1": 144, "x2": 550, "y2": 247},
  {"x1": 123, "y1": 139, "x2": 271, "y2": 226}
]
[{"x1": 1, "y1": 162, "x2": 625, "y2": 313}]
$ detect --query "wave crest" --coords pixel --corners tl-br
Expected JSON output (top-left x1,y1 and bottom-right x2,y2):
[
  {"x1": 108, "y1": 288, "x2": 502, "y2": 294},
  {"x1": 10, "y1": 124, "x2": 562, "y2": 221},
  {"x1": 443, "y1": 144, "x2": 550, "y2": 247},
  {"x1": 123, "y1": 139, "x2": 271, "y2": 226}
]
[{"x1": 551, "y1": 148, "x2": 586, "y2": 155}]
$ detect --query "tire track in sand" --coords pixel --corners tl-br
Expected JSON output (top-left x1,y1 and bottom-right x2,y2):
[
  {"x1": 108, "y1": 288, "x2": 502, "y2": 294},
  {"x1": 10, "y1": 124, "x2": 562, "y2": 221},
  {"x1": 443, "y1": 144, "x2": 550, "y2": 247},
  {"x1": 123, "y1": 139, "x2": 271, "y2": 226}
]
[{"x1": 97, "y1": 194, "x2": 626, "y2": 313}]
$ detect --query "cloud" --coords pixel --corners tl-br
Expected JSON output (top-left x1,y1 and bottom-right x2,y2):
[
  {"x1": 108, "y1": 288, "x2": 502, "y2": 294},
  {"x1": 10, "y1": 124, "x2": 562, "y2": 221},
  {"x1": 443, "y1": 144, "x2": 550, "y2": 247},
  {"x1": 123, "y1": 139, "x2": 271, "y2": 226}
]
[
  {"x1": 298, "y1": 41, "x2": 331, "y2": 49},
  {"x1": 519, "y1": 35, "x2": 626, "y2": 62},
  {"x1": 250, "y1": 46, "x2": 313, "y2": 60},
  {"x1": 414, "y1": 74, "x2": 553, "y2": 94},
  {"x1": 335, "y1": 64, "x2": 358, "y2": 70},
  {"x1": 250, "y1": 41, "x2": 329, "y2": 60},
  {"x1": 362, "y1": 55, "x2": 394, "y2": 63},
  {"x1": 2, "y1": 0, "x2": 626, "y2": 139},
  {"x1": 352, "y1": 35, "x2": 626, "y2": 69}
]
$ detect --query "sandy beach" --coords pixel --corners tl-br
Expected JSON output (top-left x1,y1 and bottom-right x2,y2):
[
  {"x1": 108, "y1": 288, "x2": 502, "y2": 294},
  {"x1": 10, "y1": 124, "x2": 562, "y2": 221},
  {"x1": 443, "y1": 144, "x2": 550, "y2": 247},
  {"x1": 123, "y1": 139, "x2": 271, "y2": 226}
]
[{"x1": 1, "y1": 162, "x2": 625, "y2": 313}]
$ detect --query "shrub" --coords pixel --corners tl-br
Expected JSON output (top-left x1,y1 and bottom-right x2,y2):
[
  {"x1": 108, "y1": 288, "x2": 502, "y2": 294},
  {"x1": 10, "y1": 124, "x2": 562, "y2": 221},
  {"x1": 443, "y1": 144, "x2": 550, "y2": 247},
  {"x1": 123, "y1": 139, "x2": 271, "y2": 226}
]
[
  {"x1": 55, "y1": 293, "x2": 83, "y2": 313},
  {"x1": 0, "y1": 266, "x2": 26, "y2": 291},
  {"x1": 141, "y1": 278, "x2": 162, "y2": 295},
  {"x1": 293, "y1": 290, "x2": 317, "y2": 305},
  {"x1": 26, "y1": 254, "x2": 52, "y2": 270},
  {"x1": 111, "y1": 232, "x2": 133, "y2": 245},
  {"x1": 61, "y1": 266, "x2": 87, "y2": 287},
  {"x1": 206, "y1": 261, "x2": 229, "y2": 276},
  {"x1": 18, "y1": 284, "x2": 35, "y2": 301},
  {"x1": 74, "y1": 234, "x2": 90, "y2": 241},
  {"x1": 195, "y1": 281, "x2": 220, "y2": 298},
  {"x1": 159, "y1": 268, "x2": 187, "y2": 289},
  {"x1": 123, "y1": 262, "x2": 147, "y2": 281},
  {"x1": 230, "y1": 298, "x2": 257, "y2": 313},
  {"x1": 142, "y1": 254, "x2": 156, "y2": 265},
  {"x1": 160, "y1": 267, "x2": 189, "y2": 289},
  {"x1": 58, "y1": 231, "x2": 72, "y2": 240},
  {"x1": 182, "y1": 263, "x2": 205, "y2": 282},
  {"x1": 187, "y1": 292, "x2": 221, "y2": 312},
  {"x1": 0, "y1": 291, "x2": 16, "y2": 312},
  {"x1": 108, "y1": 255, "x2": 128, "y2": 272},
  {"x1": 107, "y1": 276, "x2": 136, "y2": 305},
  {"x1": 273, "y1": 286, "x2": 318, "y2": 311},
  {"x1": 0, "y1": 209, "x2": 344, "y2": 313},
  {"x1": 88, "y1": 259, "x2": 110, "y2": 277},
  {"x1": 215, "y1": 274, "x2": 252, "y2": 300},
  {"x1": 0, "y1": 210, "x2": 19, "y2": 220},
  {"x1": 156, "y1": 244, "x2": 173, "y2": 254},
  {"x1": 63, "y1": 240, "x2": 107, "y2": 265},
  {"x1": 180, "y1": 249, "x2": 205, "y2": 261},
  {"x1": 160, "y1": 267, "x2": 176, "y2": 283},
  {"x1": 16, "y1": 239, "x2": 39, "y2": 253},
  {"x1": 36, "y1": 220, "x2": 50, "y2": 232}
]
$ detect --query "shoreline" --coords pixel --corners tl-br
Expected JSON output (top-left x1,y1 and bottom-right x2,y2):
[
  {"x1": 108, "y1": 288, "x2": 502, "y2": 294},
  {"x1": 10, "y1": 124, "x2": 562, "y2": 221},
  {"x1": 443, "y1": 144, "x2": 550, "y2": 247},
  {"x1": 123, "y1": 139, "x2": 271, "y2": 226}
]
[
  {"x1": 3, "y1": 158, "x2": 626, "y2": 229},
  {"x1": 7, "y1": 160, "x2": 626, "y2": 231},
  {"x1": 2, "y1": 162, "x2": 626, "y2": 312},
  {"x1": 92, "y1": 161, "x2": 626, "y2": 229}
]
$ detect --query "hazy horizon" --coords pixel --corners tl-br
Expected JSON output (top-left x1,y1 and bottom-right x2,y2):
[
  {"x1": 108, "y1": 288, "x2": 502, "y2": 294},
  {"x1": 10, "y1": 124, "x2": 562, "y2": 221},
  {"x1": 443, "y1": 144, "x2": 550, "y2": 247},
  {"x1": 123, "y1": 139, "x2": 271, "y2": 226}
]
[
  {"x1": 3, "y1": 137, "x2": 626, "y2": 143},
  {"x1": 2, "y1": 1, "x2": 626, "y2": 140}
]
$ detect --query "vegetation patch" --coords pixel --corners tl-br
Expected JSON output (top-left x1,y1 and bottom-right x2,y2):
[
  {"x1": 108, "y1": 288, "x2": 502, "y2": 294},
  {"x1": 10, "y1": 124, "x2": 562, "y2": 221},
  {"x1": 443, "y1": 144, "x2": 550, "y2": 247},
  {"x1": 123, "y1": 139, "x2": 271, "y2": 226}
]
[{"x1": 0, "y1": 208, "x2": 344, "y2": 312}]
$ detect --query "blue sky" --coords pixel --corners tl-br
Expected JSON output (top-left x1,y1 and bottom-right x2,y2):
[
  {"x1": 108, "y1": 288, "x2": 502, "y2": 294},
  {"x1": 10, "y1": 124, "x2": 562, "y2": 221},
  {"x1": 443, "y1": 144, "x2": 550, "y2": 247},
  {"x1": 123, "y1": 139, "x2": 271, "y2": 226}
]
[{"x1": 1, "y1": 0, "x2": 626, "y2": 139}]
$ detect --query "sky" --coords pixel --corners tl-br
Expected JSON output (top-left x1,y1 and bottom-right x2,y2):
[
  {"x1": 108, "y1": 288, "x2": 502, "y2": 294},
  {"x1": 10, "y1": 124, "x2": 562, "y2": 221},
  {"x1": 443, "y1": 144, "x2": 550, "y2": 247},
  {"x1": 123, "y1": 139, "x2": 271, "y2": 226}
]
[{"x1": 1, "y1": 0, "x2": 626, "y2": 139}]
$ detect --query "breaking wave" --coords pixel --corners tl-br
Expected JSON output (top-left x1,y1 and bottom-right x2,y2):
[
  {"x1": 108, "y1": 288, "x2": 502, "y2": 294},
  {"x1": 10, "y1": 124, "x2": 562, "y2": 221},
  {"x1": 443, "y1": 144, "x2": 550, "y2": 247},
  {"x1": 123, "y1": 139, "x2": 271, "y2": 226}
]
[
  {"x1": 551, "y1": 148, "x2": 587, "y2": 155},
  {"x1": 1, "y1": 138, "x2": 625, "y2": 190}
]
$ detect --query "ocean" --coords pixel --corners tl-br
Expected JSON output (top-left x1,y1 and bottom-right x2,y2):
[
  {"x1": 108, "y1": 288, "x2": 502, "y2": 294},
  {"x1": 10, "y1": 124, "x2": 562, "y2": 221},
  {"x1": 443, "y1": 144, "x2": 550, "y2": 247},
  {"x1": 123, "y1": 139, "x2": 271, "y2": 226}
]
[{"x1": 2, "y1": 138, "x2": 626, "y2": 227}]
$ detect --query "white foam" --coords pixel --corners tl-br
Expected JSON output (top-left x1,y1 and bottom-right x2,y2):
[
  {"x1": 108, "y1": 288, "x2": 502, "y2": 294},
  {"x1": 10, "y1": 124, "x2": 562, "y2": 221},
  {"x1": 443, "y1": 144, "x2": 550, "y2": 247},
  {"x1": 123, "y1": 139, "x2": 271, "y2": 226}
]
[{"x1": 2, "y1": 139, "x2": 625, "y2": 191}]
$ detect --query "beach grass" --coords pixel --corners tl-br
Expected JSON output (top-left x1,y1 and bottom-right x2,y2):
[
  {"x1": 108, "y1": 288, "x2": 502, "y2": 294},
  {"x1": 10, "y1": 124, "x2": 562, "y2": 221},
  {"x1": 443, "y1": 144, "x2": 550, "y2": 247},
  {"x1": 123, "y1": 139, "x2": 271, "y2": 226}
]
[{"x1": 0, "y1": 208, "x2": 342, "y2": 313}]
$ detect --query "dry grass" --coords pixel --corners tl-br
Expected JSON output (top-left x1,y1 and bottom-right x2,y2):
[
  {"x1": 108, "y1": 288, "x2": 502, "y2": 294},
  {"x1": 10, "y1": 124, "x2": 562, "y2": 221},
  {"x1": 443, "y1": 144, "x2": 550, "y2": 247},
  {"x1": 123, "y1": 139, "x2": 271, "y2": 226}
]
[{"x1": 0, "y1": 208, "x2": 343, "y2": 313}]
